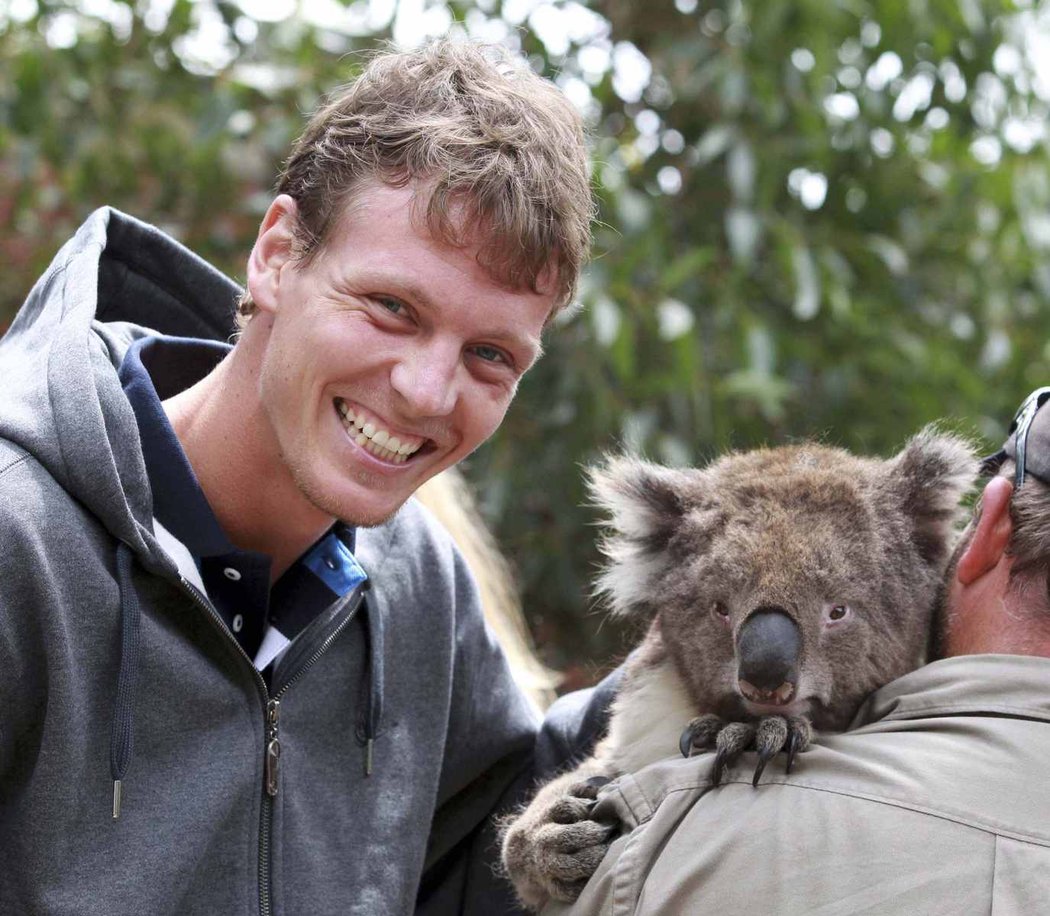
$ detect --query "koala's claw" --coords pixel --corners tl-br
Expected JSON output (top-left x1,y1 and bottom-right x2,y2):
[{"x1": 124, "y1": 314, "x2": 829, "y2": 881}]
[
  {"x1": 711, "y1": 722, "x2": 754, "y2": 786},
  {"x1": 752, "y1": 715, "x2": 789, "y2": 786},
  {"x1": 785, "y1": 720, "x2": 809, "y2": 774},
  {"x1": 679, "y1": 713, "x2": 724, "y2": 757},
  {"x1": 711, "y1": 747, "x2": 732, "y2": 787},
  {"x1": 752, "y1": 750, "x2": 772, "y2": 786},
  {"x1": 501, "y1": 772, "x2": 619, "y2": 908},
  {"x1": 762, "y1": 715, "x2": 812, "y2": 781},
  {"x1": 752, "y1": 739, "x2": 779, "y2": 787}
]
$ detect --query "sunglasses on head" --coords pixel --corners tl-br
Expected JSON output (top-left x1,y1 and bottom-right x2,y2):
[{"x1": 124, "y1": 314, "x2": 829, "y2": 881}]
[{"x1": 980, "y1": 386, "x2": 1050, "y2": 488}]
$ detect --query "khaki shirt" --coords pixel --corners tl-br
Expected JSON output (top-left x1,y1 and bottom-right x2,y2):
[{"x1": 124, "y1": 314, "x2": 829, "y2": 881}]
[{"x1": 547, "y1": 655, "x2": 1050, "y2": 916}]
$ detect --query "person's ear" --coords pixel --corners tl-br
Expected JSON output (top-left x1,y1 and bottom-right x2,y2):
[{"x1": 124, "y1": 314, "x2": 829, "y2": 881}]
[
  {"x1": 957, "y1": 476, "x2": 1014, "y2": 585},
  {"x1": 246, "y1": 195, "x2": 299, "y2": 315}
]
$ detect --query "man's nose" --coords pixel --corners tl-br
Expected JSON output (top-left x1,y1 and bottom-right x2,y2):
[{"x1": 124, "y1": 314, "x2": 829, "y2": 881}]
[{"x1": 390, "y1": 342, "x2": 460, "y2": 418}]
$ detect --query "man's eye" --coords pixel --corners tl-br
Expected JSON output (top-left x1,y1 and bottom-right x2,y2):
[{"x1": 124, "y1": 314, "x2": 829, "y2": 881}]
[
  {"x1": 471, "y1": 345, "x2": 509, "y2": 365},
  {"x1": 376, "y1": 296, "x2": 406, "y2": 315}
]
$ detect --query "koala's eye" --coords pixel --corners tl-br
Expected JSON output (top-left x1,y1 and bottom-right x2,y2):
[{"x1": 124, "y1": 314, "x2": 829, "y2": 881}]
[
  {"x1": 826, "y1": 604, "x2": 851, "y2": 623},
  {"x1": 712, "y1": 601, "x2": 730, "y2": 624}
]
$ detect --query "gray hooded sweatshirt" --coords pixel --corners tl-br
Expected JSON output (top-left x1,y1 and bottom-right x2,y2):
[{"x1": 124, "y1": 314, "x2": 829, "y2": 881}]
[{"x1": 0, "y1": 208, "x2": 541, "y2": 915}]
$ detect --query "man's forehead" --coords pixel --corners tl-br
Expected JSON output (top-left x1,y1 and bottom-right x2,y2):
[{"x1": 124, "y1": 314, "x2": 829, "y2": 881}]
[{"x1": 326, "y1": 179, "x2": 562, "y2": 305}]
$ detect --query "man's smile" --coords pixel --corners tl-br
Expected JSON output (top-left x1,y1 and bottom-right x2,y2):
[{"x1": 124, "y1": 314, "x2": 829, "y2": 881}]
[{"x1": 335, "y1": 398, "x2": 432, "y2": 465}]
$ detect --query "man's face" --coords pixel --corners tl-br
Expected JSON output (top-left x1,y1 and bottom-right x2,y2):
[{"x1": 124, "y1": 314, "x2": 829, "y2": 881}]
[{"x1": 250, "y1": 183, "x2": 555, "y2": 527}]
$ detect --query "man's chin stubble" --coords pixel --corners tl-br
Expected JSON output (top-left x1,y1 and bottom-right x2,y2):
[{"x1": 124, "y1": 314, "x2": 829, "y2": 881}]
[{"x1": 292, "y1": 463, "x2": 413, "y2": 529}]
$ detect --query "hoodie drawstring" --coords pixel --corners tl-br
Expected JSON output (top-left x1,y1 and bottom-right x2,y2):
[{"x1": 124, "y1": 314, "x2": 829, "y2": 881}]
[{"x1": 110, "y1": 543, "x2": 141, "y2": 819}]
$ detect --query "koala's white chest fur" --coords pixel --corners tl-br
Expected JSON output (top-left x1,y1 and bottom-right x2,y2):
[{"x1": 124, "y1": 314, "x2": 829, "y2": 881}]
[{"x1": 601, "y1": 661, "x2": 697, "y2": 774}]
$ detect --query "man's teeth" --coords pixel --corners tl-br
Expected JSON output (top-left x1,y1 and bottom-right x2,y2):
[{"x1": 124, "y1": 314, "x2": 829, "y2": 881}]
[{"x1": 337, "y1": 400, "x2": 422, "y2": 464}]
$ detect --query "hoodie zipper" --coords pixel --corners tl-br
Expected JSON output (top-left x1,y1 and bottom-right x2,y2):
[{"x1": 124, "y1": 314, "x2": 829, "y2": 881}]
[
  {"x1": 258, "y1": 588, "x2": 366, "y2": 916},
  {"x1": 176, "y1": 575, "x2": 366, "y2": 916}
]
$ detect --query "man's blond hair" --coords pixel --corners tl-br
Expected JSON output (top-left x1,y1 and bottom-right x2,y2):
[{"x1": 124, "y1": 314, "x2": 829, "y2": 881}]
[{"x1": 237, "y1": 39, "x2": 593, "y2": 324}]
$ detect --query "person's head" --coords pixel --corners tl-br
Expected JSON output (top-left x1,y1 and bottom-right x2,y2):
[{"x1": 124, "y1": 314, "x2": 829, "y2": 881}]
[
  {"x1": 936, "y1": 389, "x2": 1050, "y2": 658},
  {"x1": 234, "y1": 40, "x2": 593, "y2": 529},
  {"x1": 238, "y1": 38, "x2": 593, "y2": 326}
]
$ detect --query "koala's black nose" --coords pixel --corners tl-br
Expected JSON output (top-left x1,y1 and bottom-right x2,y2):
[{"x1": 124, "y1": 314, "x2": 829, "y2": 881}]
[{"x1": 736, "y1": 608, "x2": 801, "y2": 703}]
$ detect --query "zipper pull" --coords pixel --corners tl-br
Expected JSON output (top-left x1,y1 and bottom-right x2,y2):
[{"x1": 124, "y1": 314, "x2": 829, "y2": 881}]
[{"x1": 265, "y1": 699, "x2": 281, "y2": 797}]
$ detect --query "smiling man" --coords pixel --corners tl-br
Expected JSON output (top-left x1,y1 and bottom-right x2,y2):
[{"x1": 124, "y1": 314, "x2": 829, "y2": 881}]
[
  {"x1": 0, "y1": 41, "x2": 592, "y2": 916},
  {"x1": 168, "y1": 182, "x2": 555, "y2": 576}
]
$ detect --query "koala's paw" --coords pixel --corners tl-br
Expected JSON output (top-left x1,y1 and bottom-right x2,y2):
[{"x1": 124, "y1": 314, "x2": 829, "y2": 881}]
[
  {"x1": 501, "y1": 777, "x2": 617, "y2": 908},
  {"x1": 679, "y1": 714, "x2": 812, "y2": 787},
  {"x1": 679, "y1": 713, "x2": 724, "y2": 757}
]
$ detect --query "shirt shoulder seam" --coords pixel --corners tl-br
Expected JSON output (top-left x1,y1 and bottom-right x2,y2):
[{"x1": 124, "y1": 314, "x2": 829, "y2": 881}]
[
  {"x1": 879, "y1": 703, "x2": 1050, "y2": 721},
  {"x1": 0, "y1": 449, "x2": 32, "y2": 481}
]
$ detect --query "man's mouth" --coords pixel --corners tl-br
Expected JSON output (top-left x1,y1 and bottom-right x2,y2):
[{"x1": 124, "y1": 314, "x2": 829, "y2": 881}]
[{"x1": 335, "y1": 398, "x2": 431, "y2": 465}]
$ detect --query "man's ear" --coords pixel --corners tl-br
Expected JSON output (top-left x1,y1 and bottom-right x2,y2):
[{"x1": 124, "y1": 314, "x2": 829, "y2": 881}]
[
  {"x1": 957, "y1": 477, "x2": 1014, "y2": 585},
  {"x1": 246, "y1": 195, "x2": 299, "y2": 315}
]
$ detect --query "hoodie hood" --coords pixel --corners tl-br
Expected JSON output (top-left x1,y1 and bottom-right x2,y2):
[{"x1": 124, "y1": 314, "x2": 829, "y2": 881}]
[
  {"x1": 0, "y1": 207, "x2": 241, "y2": 566},
  {"x1": 2, "y1": 208, "x2": 249, "y2": 815}
]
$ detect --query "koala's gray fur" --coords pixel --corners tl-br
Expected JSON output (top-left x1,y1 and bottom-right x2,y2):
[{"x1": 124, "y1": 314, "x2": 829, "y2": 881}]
[{"x1": 501, "y1": 429, "x2": 977, "y2": 910}]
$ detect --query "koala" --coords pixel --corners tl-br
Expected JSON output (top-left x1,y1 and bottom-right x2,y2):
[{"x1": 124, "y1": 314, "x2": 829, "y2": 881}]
[{"x1": 501, "y1": 429, "x2": 976, "y2": 909}]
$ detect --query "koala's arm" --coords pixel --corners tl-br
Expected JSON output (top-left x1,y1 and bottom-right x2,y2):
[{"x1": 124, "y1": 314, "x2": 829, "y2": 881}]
[
  {"x1": 500, "y1": 753, "x2": 619, "y2": 910},
  {"x1": 502, "y1": 638, "x2": 689, "y2": 909}
]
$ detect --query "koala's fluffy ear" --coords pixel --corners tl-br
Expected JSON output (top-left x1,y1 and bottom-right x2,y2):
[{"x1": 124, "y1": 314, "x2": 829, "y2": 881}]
[
  {"x1": 587, "y1": 456, "x2": 693, "y2": 616},
  {"x1": 888, "y1": 426, "x2": 978, "y2": 566}
]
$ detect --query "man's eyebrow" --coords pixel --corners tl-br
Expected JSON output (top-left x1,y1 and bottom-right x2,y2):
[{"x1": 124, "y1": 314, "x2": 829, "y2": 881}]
[{"x1": 380, "y1": 276, "x2": 439, "y2": 313}]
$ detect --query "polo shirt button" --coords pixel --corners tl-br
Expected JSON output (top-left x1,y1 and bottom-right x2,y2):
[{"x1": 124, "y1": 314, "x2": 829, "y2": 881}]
[
  {"x1": 232, "y1": 614, "x2": 244, "y2": 633},
  {"x1": 224, "y1": 567, "x2": 242, "y2": 581},
  {"x1": 324, "y1": 556, "x2": 338, "y2": 570}
]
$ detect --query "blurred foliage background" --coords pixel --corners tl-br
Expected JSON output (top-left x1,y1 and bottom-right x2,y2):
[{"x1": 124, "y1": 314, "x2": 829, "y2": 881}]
[{"x1": 4, "y1": 0, "x2": 1050, "y2": 687}]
